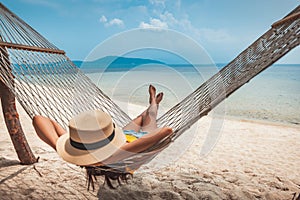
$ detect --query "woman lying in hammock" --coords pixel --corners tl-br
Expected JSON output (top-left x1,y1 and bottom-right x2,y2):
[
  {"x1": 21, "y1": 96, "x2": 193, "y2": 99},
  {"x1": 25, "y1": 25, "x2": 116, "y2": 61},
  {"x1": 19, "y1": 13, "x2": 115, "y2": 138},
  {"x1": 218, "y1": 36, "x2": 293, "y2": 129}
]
[{"x1": 32, "y1": 85, "x2": 173, "y2": 188}]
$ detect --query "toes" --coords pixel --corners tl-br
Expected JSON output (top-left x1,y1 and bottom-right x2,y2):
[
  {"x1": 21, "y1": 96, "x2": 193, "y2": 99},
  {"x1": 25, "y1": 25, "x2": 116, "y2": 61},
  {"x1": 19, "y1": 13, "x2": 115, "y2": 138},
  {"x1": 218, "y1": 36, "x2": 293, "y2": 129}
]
[
  {"x1": 149, "y1": 84, "x2": 156, "y2": 94},
  {"x1": 149, "y1": 84, "x2": 157, "y2": 104},
  {"x1": 156, "y1": 92, "x2": 164, "y2": 104},
  {"x1": 156, "y1": 92, "x2": 162, "y2": 99}
]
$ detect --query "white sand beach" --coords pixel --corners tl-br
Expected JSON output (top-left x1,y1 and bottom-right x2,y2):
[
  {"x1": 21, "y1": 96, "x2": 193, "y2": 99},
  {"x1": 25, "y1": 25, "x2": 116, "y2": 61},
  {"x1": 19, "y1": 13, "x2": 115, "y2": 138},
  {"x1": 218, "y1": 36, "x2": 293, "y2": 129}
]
[
  {"x1": 0, "y1": 102, "x2": 299, "y2": 200},
  {"x1": 0, "y1": 0, "x2": 299, "y2": 199}
]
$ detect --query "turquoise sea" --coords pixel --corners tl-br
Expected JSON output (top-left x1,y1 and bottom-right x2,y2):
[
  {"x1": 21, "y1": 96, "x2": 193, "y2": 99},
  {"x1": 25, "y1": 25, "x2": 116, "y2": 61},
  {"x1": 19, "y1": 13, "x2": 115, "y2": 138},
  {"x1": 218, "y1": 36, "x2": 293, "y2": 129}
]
[{"x1": 80, "y1": 63, "x2": 300, "y2": 126}]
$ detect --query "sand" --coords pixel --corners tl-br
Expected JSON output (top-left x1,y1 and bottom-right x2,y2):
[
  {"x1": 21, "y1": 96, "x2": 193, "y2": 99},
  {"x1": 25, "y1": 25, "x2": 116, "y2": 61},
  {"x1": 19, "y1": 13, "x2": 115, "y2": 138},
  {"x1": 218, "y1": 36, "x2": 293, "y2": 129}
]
[{"x1": 0, "y1": 102, "x2": 299, "y2": 200}]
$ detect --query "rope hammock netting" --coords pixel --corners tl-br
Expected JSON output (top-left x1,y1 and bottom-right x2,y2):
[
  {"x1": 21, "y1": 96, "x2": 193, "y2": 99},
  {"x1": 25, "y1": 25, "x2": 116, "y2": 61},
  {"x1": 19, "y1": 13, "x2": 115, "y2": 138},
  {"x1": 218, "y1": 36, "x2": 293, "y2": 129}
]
[{"x1": 0, "y1": 3, "x2": 299, "y2": 187}]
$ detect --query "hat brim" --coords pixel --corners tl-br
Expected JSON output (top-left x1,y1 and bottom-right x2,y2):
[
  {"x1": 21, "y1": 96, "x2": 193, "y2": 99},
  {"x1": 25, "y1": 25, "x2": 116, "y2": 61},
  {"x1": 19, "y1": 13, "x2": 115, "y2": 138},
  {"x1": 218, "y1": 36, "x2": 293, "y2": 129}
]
[{"x1": 56, "y1": 127, "x2": 126, "y2": 166}]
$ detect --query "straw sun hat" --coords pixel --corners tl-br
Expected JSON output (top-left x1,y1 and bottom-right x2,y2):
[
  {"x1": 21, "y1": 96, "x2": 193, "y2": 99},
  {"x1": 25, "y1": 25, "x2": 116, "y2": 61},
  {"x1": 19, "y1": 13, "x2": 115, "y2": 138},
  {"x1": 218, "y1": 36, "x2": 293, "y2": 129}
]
[{"x1": 56, "y1": 110, "x2": 126, "y2": 166}]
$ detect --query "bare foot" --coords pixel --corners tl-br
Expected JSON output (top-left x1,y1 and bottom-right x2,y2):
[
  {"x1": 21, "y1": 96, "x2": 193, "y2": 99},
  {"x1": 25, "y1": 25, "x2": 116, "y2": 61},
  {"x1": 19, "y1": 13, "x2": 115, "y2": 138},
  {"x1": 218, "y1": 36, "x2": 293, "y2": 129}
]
[
  {"x1": 156, "y1": 92, "x2": 163, "y2": 104},
  {"x1": 149, "y1": 84, "x2": 156, "y2": 104}
]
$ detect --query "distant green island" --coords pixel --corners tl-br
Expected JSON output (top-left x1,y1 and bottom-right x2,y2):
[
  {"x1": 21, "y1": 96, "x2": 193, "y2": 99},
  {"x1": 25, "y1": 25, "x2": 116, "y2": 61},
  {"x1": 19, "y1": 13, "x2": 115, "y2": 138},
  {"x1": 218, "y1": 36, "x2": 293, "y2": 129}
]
[
  {"x1": 73, "y1": 56, "x2": 299, "y2": 73},
  {"x1": 73, "y1": 56, "x2": 165, "y2": 72}
]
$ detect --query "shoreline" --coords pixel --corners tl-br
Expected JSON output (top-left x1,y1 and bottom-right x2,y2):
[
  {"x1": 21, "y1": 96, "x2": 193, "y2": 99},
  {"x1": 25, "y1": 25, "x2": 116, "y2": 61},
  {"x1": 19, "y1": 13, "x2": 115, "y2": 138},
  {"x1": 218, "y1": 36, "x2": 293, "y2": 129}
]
[
  {"x1": 223, "y1": 114, "x2": 300, "y2": 129},
  {"x1": 116, "y1": 99, "x2": 300, "y2": 128}
]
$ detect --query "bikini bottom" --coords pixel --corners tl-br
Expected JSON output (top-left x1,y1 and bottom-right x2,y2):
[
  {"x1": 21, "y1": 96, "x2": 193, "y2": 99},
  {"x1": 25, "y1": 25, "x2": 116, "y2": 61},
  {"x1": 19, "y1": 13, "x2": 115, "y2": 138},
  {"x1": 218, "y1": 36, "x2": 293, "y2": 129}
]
[{"x1": 123, "y1": 129, "x2": 148, "y2": 142}]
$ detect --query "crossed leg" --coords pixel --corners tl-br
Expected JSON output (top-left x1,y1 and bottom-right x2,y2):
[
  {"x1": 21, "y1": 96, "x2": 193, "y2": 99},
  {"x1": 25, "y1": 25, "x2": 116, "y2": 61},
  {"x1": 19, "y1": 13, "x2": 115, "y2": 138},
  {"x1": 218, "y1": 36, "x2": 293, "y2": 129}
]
[{"x1": 122, "y1": 85, "x2": 163, "y2": 133}]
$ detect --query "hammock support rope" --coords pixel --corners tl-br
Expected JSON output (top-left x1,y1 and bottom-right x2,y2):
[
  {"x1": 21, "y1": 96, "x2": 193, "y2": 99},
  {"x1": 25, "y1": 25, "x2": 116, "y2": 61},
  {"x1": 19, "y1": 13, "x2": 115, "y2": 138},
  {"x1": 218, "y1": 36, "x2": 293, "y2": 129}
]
[{"x1": 0, "y1": 2, "x2": 299, "y2": 174}]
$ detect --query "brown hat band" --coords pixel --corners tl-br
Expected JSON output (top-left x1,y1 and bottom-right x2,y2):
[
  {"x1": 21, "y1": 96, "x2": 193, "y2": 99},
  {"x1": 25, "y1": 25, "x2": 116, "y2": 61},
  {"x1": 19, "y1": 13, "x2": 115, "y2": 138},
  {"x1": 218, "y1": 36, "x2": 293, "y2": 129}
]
[{"x1": 70, "y1": 124, "x2": 116, "y2": 151}]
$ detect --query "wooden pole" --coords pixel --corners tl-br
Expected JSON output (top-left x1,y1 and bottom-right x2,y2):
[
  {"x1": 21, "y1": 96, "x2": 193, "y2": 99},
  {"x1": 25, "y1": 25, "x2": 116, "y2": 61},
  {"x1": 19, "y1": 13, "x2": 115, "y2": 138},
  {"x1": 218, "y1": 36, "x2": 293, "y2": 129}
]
[
  {"x1": 0, "y1": 41, "x2": 65, "y2": 55},
  {"x1": 272, "y1": 11, "x2": 300, "y2": 28},
  {"x1": 0, "y1": 47, "x2": 37, "y2": 164}
]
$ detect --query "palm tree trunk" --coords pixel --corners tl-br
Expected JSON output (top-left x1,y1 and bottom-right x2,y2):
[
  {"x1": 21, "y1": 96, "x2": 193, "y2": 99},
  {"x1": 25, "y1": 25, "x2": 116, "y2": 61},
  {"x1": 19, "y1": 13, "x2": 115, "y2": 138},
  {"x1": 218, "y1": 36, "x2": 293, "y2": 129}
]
[{"x1": 0, "y1": 46, "x2": 37, "y2": 164}]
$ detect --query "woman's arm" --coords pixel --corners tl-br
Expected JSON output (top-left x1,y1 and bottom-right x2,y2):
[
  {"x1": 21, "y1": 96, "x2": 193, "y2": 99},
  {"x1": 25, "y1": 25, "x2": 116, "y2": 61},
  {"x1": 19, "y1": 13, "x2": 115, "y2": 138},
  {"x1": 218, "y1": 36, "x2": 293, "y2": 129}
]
[
  {"x1": 98, "y1": 127, "x2": 173, "y2": 165},
  {"x1": 122, "y1": 127, "x2": 173, "y2": 152}
]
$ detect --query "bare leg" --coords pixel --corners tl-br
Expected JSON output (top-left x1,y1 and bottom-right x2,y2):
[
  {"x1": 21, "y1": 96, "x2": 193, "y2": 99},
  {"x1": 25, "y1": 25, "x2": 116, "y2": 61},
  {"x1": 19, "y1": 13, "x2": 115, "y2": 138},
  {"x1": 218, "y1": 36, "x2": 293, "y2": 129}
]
[
  {"x1": 32, "y1": 115, "x2": 66, "y2": 150},
  {"x1": 141, "y1": 104, "x2": 157, "y2": 132},
  {"x1": 141, "y1": 85, "x2": 161, "y2": 132},
  {"x1": 123, "y1": 85, "x2": 161, "y2": 132},
  {"x1": 122, "y1": 115, "x2": 143, "y2": 132}
]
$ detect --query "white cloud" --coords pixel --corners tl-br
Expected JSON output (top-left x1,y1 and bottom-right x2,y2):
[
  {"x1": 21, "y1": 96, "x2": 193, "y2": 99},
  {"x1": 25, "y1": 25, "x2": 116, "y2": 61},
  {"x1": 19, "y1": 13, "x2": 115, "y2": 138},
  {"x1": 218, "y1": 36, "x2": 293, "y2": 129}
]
[
  {"x1": 99, "y1": 16, "x2": 124, "y2": 28},
  {"x1": 144, "y1": 11, "x2": 199, "y2": 36},
  {"x1": 107, "y1": 18, "x2": 124, "y2": 27},
  {"x1": 99, "y1": 15, "x2": 107, "y2": 23},
  {"x1": 156, "y1": 11, "x2": 233, "y2": 43},
  {"x1": 137, "y1": 4, "x2": 234, "y2": 44},
  {"x1": 139, "y1": 18, "x2": 168, "y2": 29},
  {"x1": 159, "y1": 11, "x2": 178, "y2": 27}
]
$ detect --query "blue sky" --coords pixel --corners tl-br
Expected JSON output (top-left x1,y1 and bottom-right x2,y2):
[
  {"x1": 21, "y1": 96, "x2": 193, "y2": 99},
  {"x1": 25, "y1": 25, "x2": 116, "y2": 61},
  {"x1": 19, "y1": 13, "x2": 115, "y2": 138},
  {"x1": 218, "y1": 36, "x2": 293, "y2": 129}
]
[{"x1": 1, "y1": 0, "x2": 299, "y2": 64}]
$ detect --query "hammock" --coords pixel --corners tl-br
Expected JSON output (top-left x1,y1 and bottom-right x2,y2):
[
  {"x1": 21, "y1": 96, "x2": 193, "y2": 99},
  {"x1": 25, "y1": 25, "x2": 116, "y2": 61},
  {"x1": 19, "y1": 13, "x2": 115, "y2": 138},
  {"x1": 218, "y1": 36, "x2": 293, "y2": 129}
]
[{"x1": 0, "y1": 3, "x2": 299, "y2": 183}]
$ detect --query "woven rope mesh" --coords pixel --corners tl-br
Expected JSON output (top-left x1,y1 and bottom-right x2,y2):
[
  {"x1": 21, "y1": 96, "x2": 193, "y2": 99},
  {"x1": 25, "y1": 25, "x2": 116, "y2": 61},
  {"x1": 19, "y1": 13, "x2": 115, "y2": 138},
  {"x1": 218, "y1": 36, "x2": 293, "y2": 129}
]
[
  {"x1": 0, "y1": 3, "x2": 299, "y2": 170},
  {"x1": 156, "y1": 6, "x2": 300, "y2": 141},
  {"x1": 0, "y1": 48, "x2": 132, "y2": 129}
]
